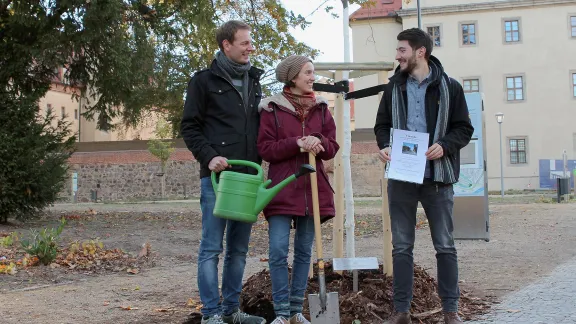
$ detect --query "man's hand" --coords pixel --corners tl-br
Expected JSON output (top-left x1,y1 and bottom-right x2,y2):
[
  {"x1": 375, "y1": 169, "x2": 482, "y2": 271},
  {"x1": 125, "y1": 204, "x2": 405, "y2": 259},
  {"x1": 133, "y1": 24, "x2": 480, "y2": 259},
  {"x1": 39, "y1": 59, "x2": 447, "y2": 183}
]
[
  {"x1": 298, "y1": 136, "x2": 325, "y2": 155},
  {"x1": 208, "y1": 156, "x2": 229, "y2": 172},
  {"x1": 378, "y1": 147, "x2": 391, "y2": 163},
  {"x1": 426, "y1": 143, "x2": 444, "y2": 160}
]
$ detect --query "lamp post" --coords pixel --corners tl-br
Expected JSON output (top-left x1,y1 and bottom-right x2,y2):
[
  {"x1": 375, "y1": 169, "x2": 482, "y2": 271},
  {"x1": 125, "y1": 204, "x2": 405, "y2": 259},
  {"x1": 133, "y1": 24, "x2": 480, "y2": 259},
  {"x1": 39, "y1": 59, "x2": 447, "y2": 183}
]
[
  {"x1": 417, "y1": 0, "x2": 422, "y2": 29},
  {"x1": 495, "y1": 112, "x2": 504, "y2": 198}
]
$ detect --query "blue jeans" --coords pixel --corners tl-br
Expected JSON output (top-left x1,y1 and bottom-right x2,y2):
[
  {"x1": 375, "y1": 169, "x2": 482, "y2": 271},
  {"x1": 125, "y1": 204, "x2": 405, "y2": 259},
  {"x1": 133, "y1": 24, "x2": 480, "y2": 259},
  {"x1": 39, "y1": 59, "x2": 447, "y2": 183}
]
[
  {"x1": 197, "y1": 177, "x2": 253, "y2": 317},
  {"x1": 268, "y1": 215, "x2": 315, "y2": 318},
  {"x1": 388, "y1": 179, "x2": 460, "y2": 313}
]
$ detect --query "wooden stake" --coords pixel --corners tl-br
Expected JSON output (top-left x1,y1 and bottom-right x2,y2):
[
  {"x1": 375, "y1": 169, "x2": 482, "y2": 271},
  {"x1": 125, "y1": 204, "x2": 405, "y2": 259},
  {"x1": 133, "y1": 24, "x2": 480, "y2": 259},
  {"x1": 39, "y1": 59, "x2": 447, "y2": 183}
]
[
  {"x1": 378, "y1": 71, "x2": 393, "y2": 276},
  {"x1": 381, "y1": 162, "x2": 393, "y2": 276}
]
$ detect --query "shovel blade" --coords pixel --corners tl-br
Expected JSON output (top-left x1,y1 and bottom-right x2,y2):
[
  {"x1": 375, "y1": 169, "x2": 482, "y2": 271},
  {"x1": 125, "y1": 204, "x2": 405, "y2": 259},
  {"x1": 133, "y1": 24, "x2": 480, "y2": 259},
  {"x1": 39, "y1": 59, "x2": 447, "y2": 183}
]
[{"x1": 308, "y1": 292, "x2": 340, "y2": 324}]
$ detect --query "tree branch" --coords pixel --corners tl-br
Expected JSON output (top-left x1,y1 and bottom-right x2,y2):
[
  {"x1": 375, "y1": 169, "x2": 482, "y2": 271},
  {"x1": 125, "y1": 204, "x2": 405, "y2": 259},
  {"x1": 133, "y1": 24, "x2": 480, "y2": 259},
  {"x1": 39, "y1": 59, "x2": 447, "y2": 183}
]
[{"x1": 306, "y1": 0, "x2": 331, "y2": 18}]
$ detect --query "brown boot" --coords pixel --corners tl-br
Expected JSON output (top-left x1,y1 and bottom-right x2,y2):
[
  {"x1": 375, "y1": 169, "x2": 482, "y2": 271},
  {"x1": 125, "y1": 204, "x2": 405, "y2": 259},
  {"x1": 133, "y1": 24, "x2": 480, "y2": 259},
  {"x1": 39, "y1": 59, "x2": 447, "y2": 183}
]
[
  {"x1": 444, "y1": 312, "x2": 463, "y2": 324},
  {"x1": 384, "y1": 310, "x2": 411, "y2": 324}
]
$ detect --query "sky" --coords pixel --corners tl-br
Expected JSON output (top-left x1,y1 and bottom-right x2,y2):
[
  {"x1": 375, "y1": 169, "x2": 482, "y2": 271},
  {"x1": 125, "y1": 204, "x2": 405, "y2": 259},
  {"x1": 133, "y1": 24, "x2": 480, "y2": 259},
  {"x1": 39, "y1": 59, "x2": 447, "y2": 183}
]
[{"x1": 280, "y1": 0, "x2": 362, "y2": 63}]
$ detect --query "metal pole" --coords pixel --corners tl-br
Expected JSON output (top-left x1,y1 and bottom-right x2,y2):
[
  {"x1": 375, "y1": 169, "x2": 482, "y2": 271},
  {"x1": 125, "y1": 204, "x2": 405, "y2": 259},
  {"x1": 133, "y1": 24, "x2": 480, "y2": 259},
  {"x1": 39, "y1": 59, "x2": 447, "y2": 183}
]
[
  {"x1": 499, "y1": 123, "x2": 504, "y2": 198},
  {"x1": 417, "y1": 0, "x2": 422, "y2": 29}
]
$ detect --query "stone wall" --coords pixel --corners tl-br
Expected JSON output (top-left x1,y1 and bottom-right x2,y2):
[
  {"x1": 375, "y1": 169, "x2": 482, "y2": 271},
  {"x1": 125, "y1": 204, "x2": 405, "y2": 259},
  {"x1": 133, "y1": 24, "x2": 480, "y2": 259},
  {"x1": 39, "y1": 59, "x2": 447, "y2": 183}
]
[
  {"x1": 62, "y1": 141, "x2": 383, "y2": 202},
  {"x1": 68, "y1": 161, "x2": 202, "y2": 202}
]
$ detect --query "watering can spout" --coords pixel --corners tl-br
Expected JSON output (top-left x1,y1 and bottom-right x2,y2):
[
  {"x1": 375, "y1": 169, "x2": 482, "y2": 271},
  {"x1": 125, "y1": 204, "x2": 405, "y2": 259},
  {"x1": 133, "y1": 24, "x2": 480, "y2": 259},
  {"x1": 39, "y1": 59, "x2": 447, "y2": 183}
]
[{"x1": 254, "y1": 164, "x2": 316, "y2": 215}]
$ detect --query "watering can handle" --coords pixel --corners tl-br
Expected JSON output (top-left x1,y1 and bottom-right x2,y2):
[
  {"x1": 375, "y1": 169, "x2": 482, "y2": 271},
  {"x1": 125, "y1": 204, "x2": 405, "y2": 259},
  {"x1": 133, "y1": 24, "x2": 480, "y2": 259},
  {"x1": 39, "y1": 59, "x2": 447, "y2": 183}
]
[{"x1": 211, "y1": 160, "x2": 263, "y2": 192}]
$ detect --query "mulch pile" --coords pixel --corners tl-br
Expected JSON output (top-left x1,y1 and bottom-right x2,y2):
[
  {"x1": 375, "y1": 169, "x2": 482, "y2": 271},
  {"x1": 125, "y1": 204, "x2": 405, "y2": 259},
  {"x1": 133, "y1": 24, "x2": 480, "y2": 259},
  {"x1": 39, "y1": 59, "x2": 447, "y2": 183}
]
[{"x1": 185, "y1": 262, "x2": 492, "y2": 324}]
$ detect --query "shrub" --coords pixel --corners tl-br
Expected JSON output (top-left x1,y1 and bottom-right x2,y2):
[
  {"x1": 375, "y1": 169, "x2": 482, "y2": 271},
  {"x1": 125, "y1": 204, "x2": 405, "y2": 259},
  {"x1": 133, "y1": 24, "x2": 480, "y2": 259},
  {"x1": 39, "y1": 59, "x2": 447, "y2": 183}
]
[
  {"x1": 21, "y1": 218, "x2": 66, "y2": 265},
  {"x1": 0, "y1": 95, "x2": 76, "y2": 223}
]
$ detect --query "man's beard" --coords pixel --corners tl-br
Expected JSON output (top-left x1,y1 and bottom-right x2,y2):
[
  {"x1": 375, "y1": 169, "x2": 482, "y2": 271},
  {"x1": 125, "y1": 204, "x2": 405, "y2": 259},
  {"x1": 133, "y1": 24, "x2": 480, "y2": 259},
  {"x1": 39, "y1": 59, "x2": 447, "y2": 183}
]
[{"x1": 399, "y1": 54, "x2": 417, "y2": 74}]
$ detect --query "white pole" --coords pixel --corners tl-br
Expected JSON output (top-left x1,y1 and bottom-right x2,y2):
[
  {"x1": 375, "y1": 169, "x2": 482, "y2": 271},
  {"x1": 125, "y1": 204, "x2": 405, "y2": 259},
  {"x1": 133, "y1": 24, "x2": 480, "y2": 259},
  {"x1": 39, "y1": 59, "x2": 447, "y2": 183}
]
[
  {"x1": 341, "y1": 0, "x2": 355, "y2": 263},
  {"x1": 499, "y1": 123, "x2": 504, "y2": 198}
]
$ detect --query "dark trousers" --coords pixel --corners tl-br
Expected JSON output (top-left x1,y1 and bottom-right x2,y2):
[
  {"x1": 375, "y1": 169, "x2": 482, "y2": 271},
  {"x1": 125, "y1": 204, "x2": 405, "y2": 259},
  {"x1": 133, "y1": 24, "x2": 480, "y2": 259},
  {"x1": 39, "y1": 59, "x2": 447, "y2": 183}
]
[{"x1": 388, "y1": 179, "x2": 460, "y2": 313}]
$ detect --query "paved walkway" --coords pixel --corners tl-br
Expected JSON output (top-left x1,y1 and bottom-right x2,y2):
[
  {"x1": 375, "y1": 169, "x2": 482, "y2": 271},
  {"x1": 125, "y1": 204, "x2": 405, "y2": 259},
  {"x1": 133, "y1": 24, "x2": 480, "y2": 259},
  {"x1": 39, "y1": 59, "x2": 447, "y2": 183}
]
[{"x1": 468, "y1": 257, "x2": 576, "y2": 323}]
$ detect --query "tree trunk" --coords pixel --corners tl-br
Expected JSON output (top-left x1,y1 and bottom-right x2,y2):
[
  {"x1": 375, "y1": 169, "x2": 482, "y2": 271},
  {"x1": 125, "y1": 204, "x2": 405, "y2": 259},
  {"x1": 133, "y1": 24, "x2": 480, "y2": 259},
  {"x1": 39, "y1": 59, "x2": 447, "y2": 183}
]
[
  {"x1": 1, "y1": 214, "x2": 7, "y2": 224},
  {"x1": 161, "y1": 162, "x2": 166, "y2": 199},
  {"x1": 161, "y1": 175, "x2": 166, "y2": 199}
]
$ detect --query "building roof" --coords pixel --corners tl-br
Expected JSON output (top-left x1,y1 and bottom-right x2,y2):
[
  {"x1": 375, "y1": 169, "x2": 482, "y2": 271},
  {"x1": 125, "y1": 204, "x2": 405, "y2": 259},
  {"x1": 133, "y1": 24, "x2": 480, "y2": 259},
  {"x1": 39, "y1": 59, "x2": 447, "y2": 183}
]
[{"x1": 349, "y1": 0, "x2": 402, "y2": 21}]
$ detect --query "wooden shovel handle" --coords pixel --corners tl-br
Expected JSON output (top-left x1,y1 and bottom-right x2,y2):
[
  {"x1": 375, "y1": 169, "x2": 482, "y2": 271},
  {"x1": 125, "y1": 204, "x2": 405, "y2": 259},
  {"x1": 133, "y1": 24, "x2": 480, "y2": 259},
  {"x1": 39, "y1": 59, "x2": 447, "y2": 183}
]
[{"x1": 306, "y1": 150, "x2": 324, "y2": 260}]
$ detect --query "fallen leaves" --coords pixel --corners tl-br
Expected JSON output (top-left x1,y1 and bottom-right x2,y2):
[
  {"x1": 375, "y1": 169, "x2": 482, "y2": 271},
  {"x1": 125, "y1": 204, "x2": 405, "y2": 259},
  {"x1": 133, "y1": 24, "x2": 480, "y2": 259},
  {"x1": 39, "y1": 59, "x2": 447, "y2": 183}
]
[
  {"x1": 0, "y1": 262, "x2": 17, "y2": 275},
  {"x1": 187, "y1": 298, "x2": 203, "y2": 311},
  {"x1": 138, "y1": 242, "x2": 151, "y2": 259},
  {"x1": 54, "y1": 240, "x2": 149, "y2": 274},
  {"x1": 119, "y1": 306, "x2": 139, "y2": 310},
  {"x1": 0, "y1": 249, "x2": 39, "y2": 275}
]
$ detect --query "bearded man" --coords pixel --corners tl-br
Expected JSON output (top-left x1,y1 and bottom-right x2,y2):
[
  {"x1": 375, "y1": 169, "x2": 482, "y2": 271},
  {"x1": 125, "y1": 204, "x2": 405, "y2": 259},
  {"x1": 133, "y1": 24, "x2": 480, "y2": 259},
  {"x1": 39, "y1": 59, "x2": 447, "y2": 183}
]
[{"x1": 374, "y1": 28, "x2": 474, "y2": 324}]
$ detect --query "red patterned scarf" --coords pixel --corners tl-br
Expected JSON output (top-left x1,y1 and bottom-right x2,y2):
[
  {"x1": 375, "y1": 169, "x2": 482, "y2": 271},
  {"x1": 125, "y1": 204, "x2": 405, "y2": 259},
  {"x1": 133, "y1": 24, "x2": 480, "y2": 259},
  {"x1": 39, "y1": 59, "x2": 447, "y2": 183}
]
[{"x1": 282, "y1": 86, "x2": 316, "y2": 122}]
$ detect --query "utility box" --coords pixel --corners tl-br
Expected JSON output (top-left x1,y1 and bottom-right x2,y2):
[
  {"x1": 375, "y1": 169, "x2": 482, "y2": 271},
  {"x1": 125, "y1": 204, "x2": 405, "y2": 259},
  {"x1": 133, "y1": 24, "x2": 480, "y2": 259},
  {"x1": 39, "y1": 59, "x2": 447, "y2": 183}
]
[
  {"x1": 453, "y1": 93, "x2": 490, "y2": 241},
  {"x1": 557, "y1": 177, "x2": 571, "y2": 202}
]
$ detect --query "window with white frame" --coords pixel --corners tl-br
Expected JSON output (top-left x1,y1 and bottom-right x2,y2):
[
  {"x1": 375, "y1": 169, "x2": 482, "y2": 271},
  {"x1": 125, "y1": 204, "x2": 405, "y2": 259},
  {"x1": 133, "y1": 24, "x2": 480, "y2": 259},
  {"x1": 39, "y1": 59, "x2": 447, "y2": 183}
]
[
  {"x1": 506, "y1": 76, "x2": 524, "y2": 101},
  {"x1": 571, "y1": 15, "x2": 576, "y2": 37},
  {"x1": 572, "y1": 72, "x2": 576, "y2": 97},
  {"x1": 427, "y1": 25, "x2": 441, "y2": 47},
  {"x1": 504, "y1": 19, "x2": 520, "y2": 42},
  {"x1": 461, "y1": 23, "x2": 477, "y2": 45},
  {"x1": 463, "y1": 79, "x2": 480, "y2": 93},
  {"x1": 509, "y1": 138, "x2": 527, "y2": 164}
]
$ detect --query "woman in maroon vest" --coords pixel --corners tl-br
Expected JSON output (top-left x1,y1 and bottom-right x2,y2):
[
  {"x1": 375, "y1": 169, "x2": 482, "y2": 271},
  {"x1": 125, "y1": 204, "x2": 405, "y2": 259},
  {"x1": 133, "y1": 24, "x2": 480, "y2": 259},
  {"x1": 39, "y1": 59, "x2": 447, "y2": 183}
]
[{"x1": 257, "y1": 55, "x2": 340, "y2": 324}]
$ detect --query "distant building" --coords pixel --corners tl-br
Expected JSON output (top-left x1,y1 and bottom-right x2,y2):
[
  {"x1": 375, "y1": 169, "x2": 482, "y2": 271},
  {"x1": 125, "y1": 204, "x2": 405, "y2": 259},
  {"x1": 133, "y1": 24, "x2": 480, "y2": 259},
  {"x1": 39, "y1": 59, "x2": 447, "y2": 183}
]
[
  {"x1": 38, "y1": 66, "x2": 158, "y2": 142},
  {"x1": 350, "y1": 0, "x2": 576, "y2": 190}
]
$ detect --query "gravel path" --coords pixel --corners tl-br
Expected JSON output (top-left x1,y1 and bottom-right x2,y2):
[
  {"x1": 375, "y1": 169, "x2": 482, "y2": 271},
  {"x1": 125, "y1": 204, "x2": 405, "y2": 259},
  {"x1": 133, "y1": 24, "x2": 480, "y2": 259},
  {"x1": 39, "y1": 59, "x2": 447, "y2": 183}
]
[{"x1": 468, "y1": 256, "x2": 576, "y2": 323}]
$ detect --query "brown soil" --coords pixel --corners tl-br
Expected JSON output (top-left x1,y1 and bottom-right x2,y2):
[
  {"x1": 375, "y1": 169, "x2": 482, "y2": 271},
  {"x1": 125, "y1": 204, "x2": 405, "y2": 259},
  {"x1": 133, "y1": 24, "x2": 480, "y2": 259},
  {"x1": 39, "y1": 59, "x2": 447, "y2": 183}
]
[{"x1": 185, "y1": 263, "x2": 491, "y2": 324}]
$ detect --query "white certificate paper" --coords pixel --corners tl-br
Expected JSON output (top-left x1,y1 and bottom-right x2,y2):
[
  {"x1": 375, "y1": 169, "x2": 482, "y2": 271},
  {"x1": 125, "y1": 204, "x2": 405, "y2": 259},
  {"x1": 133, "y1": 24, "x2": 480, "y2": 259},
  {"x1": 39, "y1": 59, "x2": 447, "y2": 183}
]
[{"x1": 387, "y1": 129, "x2": 430, "y2": 184}]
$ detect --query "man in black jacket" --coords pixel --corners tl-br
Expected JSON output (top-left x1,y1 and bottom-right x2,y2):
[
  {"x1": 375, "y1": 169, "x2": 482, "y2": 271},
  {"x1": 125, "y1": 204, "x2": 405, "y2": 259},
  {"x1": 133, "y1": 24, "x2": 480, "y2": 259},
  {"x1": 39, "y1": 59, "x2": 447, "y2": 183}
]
[
  {"x1": 374, "y1": 28, "x2": 474, "y2": 324},
  {"x1": 181, "y1": 20, "x2": 265, "y2": 324}
]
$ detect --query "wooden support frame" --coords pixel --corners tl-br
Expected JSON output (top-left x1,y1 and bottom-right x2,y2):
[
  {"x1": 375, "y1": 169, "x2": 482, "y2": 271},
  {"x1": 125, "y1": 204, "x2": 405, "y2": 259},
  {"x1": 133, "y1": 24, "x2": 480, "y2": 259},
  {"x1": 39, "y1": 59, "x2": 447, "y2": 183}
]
[{"x1": 307, "y1": 62, "x2": 394, "y2": 277}]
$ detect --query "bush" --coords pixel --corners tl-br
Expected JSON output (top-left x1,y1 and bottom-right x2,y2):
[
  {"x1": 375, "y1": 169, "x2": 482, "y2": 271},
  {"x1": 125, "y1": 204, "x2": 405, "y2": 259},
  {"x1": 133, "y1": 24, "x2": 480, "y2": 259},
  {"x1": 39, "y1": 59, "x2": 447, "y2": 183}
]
[
  {"x1": 21, "y1": 218, "x2": 66, "y2": 265},
  {"x1": 0, "y1": 95, "x2": 76, "y2": 223}
]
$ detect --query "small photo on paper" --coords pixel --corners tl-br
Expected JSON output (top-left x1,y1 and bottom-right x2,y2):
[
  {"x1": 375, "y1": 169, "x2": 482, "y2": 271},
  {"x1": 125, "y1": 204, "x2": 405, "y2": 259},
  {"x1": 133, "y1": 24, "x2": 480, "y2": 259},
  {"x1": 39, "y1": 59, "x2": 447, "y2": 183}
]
[{"x1": 402, "y1": 142, "x2": 418, "y2": 156}]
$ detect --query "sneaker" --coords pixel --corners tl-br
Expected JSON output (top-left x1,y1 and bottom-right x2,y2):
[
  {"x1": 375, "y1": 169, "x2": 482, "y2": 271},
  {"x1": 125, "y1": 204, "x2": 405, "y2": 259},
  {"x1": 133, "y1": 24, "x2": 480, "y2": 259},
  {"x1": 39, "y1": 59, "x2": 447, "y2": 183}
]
[
  {"x1": 289, "y1": 313, "x2": 310, "y2": 324},
  {"x1": 201, "y1": 314, "x2": 225, "y2": 324},
  {"x1": 271, "y1": 317, "x2": 289, "y2": 324},
  {"x1": 222, "y1": 308, "x2": 266, "y2": 324}
]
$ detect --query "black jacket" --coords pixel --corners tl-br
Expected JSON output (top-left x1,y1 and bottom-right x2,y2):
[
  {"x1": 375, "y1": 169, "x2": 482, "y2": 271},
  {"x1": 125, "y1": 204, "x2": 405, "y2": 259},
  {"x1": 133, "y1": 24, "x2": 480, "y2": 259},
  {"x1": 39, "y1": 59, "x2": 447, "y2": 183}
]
[
  {"x1": 181, "y1": 59, "x2": 264, "y2": 179},
  {"x1": 374, "y1": 55, "x2": 474, "y2": 183}
]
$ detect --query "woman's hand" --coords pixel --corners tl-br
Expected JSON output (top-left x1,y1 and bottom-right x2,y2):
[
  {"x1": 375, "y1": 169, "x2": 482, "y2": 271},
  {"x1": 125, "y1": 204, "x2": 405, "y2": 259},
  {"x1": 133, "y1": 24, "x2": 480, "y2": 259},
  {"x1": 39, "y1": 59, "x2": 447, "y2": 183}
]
[{"x1": 298, "y1": 136, "x2": 324, "y2": 155}]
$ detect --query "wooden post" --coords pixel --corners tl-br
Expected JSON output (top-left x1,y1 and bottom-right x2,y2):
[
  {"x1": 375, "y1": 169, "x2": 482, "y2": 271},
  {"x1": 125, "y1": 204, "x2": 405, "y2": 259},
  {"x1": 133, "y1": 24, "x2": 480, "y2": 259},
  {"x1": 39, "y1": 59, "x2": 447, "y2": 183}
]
[
  {"x1": 381, "y1": 163, "x2": 393, "y2": 276},
  {"x1": 333, "y1": 71, "x2": 345, "y2": 273},
  {"x1": 378, "y1": 71, "x2": 393, "y2": 276}
]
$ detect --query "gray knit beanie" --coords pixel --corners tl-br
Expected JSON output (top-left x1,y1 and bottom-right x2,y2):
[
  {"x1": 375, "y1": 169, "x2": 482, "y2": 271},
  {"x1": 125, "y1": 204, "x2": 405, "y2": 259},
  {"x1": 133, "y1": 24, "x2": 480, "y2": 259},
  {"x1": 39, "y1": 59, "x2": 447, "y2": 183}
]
[{"x1": 275, "y1": 55, "x2": 313, "y2": 84}]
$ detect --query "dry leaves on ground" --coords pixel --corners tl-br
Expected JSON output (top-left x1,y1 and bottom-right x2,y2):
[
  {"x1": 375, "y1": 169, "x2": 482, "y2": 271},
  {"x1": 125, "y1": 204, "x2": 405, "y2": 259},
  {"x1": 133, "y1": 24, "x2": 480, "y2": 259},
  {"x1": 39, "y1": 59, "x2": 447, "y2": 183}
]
[
  {"x1": 1, "y1": 244, "x2": 40, "y2": 275},
  {"x1": 54, "y1": 240, "x2": 153, "y2": 273}
]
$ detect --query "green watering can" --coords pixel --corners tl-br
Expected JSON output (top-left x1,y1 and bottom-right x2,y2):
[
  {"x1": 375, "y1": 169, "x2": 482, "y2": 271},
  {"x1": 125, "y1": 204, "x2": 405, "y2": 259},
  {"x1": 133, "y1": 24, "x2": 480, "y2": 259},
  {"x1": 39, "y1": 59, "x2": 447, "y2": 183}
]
[{"x1": 211, "y1": 160, "x2": 316, "y2": 223}]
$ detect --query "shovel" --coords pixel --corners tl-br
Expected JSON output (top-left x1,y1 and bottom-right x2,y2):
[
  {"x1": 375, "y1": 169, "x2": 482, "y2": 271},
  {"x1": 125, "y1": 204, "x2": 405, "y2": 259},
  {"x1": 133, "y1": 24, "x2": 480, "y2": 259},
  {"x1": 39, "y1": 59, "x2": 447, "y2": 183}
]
[{"x1": 305, "y1": 150, "x2": 340, "y2": 324}]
